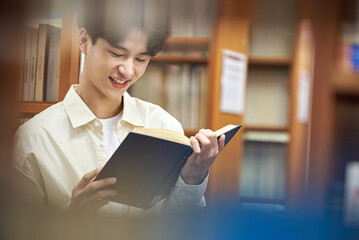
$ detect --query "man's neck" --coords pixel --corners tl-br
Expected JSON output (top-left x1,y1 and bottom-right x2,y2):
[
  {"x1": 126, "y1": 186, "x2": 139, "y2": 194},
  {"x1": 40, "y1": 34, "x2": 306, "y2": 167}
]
[{"x1": 76, "y1": 78, "x2": 123, "y2": 119}]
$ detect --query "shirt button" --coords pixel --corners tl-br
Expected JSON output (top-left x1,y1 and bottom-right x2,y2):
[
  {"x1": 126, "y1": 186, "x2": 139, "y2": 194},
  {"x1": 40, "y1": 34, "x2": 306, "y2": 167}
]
[{"x1": 94, "y1": 121, "x2": 100, "y2": 127}]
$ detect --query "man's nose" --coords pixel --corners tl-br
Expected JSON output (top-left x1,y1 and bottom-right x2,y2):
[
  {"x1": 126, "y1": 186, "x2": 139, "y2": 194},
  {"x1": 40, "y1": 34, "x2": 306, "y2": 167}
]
[{"x1": 118, "y1": 60, "x2": 134, "y2": 79}]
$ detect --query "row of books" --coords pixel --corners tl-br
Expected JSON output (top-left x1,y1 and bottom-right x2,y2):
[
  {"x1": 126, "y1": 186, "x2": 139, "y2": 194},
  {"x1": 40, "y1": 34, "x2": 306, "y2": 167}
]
[
  {"x1": 128, "y1": 64, "x2": 208, "y2": 130},
  {"x1": 239, "y1": 139, "x2": 287, "y2": 200},
  {"x1": 19, "y1": 24, "x2": 61, "y2": 102},
  {"x1": 249, "y1": 0, "x2": 296, "y2": 58},
  {"x1": 337, "y1": 23, "x2": 359, "y2": 71},
  {"x1": 244, "y1": 65, "x2": 290, "y2": 127},
  {"x1": 168, "y1": 0, "x2": 216, "y2": 38}
]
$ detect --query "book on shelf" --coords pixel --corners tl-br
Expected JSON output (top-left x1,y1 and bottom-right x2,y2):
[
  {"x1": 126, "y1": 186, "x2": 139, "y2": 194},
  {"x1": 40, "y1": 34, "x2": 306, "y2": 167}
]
[
  {"x1": 168, "y1": 0, "x2": 215, "y2": 37},
  {"x1": 189, "y1": 66, "x2": 199, "y2": 129},
  {"x1": 129, "y1": 64, "x2": 165, "y2": 107},
  {"x1": 35, "y1": 24, "x2": 61, "y2": 102},
  {"x1": 169, "y1": 0, "x2": 194, "y2": 37},
  {"x1": 240, "y1": 140, "x2": 286, "y2": 200},
  {"x1": 28, "y1": 27, "x2": 39, "y2": 101},
  {"x1": 164, "y1": 64, "x2": 181, "y2": 123},
  {"x1": 245, "y1": 66, "x2": 289, "y2": 127},
  {"x1": 169, "y1": 65, "x2": 208, "y2": 129},
  {"x1": 337, "y1": 22, "x2": 359, "y2": 71},
  {"x1": 18, "y1": 29, "x2": 26, "y2": 101},
  {"x1": 192, "y1": 0, "x2": 216, "y2": 37},
  {"x1": 34, "y1": 24, "x2": 47, "y2": 101},
  {"x1": 180, "y1": 65, "x2": 190, "y2": 128},
  {"x1": 129, "y1": 64, "x2": 208, "y2": 130},
  {"x1": 198, "y1": 66, "x2": 208, "y2": 128},
  {"x1": 249, "y1": 0, "x2": 295, "y2": 58},
  {"x1": 22, "y1": 27, "x2": 32, "y2": 101},
  {"x1": 95, "y1": 124, "x2": 242, "y2": 209},
  {"x1": 44, "y1": 25, "x2": 61, "y2": 102}
]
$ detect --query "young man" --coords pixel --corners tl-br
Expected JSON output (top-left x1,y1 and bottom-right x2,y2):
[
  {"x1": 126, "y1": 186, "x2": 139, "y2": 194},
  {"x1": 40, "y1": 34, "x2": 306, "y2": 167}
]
[{"x1": 13, "y1": 0, "x2": 225, "y2": 214}]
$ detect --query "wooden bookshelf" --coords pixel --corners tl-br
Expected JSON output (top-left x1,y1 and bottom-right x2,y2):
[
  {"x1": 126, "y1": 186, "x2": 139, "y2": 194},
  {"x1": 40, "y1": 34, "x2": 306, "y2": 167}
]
[
  {"x1": 165, "y1": 37, "x2": 210, "y2": 45},
  {"x1": 248, "y1": 57, "x2": 292, "y2": 66},
  {"x1": 332, "y1": 71, "x2": 359, "y2": 95},
  {"x1": 244, "y1": 125, "x2": 289, "y2": 132},
  {"x1": 206, "y1": 0, "x2": 250, "y2": 202},
  {"x1": 17, "y1": 102, "x2": 55, "y2": 114},
  {"x1": 151, "y1": 54, "x2": 208, "y2": 63}
]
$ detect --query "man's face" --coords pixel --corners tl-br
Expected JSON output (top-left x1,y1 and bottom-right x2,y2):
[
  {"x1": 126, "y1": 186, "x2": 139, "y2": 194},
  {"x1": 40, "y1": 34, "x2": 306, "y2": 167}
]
[{"x1": 83, "y1": 28, "x2": 150, "y2": 102}]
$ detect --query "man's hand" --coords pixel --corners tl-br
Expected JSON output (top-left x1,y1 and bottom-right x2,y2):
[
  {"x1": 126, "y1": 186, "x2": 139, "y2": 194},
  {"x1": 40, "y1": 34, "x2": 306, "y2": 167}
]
[
  {"x1": 180, "y1": 129, "x2": 226, "y2": 185},
  {"x1": 69, "y1": 168, "x2": 117, "y2": 212}
]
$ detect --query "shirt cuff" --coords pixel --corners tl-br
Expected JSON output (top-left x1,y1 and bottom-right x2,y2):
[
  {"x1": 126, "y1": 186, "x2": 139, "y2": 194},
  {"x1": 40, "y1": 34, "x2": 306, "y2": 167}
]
[{"x1": 171, "y1": 173, "x2": 208, "y2": 206}]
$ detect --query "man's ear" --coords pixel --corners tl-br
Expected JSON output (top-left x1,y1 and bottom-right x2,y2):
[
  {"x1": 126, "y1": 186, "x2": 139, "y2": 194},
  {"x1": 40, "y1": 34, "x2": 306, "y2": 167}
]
[{"x1": 79, "y1": 28, "x2": 90, "y2": 55}]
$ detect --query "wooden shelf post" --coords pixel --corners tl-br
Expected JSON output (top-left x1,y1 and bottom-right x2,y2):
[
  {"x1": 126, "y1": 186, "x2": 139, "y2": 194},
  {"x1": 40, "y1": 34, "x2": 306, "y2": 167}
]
[
  {"x1": 58, "y1": 8, "x2": 80, "y2": 101},
  {"x1": 206, "y1": 0, "x2": 252, "y2": 203}
]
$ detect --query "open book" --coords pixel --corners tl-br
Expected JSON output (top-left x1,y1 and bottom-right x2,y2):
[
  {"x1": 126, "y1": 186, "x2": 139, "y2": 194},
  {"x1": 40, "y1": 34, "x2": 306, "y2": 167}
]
[{"x1": 95, "y1": 124, "x2": 242, "y2": 209}]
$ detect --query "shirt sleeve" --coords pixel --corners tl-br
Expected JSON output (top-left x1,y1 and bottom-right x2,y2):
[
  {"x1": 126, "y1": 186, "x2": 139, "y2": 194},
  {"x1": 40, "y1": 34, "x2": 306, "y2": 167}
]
[
  {"x1": 159, "y1": 173, "x2": 208, "y2": 213},
  {"x1": 160, "y1": 116, "x2": 208, "y2": 212},
  {"x1": 12, "y1": 125, "x2": 47, "y2": 206}
]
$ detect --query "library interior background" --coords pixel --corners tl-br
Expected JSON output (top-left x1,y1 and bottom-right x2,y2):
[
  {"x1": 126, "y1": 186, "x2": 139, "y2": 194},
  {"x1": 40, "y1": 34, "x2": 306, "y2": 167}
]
[{"x1": 0, "y1": 0, "x2": 359, "y2": 239}]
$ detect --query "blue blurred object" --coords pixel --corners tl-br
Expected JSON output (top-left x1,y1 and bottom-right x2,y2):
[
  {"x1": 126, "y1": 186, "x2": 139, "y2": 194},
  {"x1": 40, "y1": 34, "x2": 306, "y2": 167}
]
[
  {"x1": 156, "y1": 204, "x2": 359, "y2": 240},
  {"x1": 351, "y1": 44, "x2": 359, "y2": 71}
]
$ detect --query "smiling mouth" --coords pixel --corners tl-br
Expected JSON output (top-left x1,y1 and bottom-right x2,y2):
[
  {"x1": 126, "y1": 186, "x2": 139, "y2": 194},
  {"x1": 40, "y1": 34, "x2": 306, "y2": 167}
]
[{"x1": 109, "y1": 76, "x2": 130, "y2": 85}]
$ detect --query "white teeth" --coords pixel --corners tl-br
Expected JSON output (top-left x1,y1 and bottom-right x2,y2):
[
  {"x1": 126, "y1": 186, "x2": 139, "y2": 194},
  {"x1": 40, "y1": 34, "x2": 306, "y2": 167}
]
[{"x1": 110, "y1": 76, "x2": 128, "y2": 84}]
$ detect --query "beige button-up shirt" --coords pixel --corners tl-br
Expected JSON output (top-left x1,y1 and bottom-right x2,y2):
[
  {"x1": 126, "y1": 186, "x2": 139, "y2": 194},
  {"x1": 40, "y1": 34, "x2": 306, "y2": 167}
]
[{"x1": 13, "y1": 85, "x2": 207, "y2": 215}]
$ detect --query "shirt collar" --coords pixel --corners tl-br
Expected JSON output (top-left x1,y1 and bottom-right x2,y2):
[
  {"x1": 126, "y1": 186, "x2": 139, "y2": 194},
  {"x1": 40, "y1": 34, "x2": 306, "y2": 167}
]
[
  {"x1": 63, "y1": 85, "x2": 144, "y2": 128},
  {"x1": 121, "y1": 92, "x2": 144, "y2": 127},
  {"x1": 63, "y1": 85, "x2": 96, "y2": 128}
]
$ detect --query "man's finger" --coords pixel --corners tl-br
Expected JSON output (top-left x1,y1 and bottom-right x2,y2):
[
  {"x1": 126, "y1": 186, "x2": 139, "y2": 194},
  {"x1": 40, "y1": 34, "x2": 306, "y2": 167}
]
[
  {"x1": 84, "y1": 189, "x2": 117, "y2": 205},
  {"x1": 199, "y1": 129, "x2": 216, "y2": 142},
  {"x1": 82, "y1": 177, "x2": 117, "y2": 196},
  {"x1": 195, "y1": 132, "x2": 211, "y2": 148},
  {"x1": 190, "y1": 136, "x2": 201, "y2": 154},
  {"x1": 77, "y1": 167, "x2": 102, "y2": 189},
  {"x1": 218, "y1": 134, "x2": 226, "y2": 152}
]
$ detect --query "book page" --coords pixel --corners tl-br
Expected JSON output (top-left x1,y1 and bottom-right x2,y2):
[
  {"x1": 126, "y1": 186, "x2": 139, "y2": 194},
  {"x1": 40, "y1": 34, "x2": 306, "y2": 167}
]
[
  {"x1": 132, "y1": 128, "x2": 190, "y2": 146},
  {"x1": 215, "y1": 124, "x2": 238, "y2": 136}
]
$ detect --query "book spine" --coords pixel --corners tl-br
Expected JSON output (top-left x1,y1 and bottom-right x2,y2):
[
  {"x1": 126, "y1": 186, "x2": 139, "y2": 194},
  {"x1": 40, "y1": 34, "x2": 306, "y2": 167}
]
[
  {"x1": 35, "y1": 24, "x2": 48, "y2": 101},
  {"x1": 45, "y1": 25, "x2": 61, "y2": 102},
  {"x1": 18, "y1": 28, "x2": 26, "y2": 101},
  {"x1": 22, "y1": 27, "x2": 32, "y2": 101},
  {"x1": 151, "y1": 147, "x2": 193, "y2": 200},
  {"x1": 28, "y1": 27, "x2": 38, "y2": 101}
]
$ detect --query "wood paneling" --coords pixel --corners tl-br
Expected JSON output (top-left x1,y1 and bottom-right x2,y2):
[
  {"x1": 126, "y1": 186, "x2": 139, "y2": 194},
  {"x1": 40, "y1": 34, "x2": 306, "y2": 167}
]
[
  {"x1": 206, "y1": 0, "x2": 252, "y2": 202},
  {"x1": 17, "y1": 102, "x2": 55, "y2": 114},
  {"x1": 59, "y1": 9, "x2": 80, "y2": 101},
  {"x1": 287, "y1": 0, "x2": 316, "y2": 210},
  {"x1": 306, "y1": 0, "x2": 341, "y2": 214}
]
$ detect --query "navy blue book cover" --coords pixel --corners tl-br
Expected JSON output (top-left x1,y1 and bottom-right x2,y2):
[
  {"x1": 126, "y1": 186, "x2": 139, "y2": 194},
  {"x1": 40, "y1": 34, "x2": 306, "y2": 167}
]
[{"x1": 95, "y1": 124, "x2": 242, "y2": 209}]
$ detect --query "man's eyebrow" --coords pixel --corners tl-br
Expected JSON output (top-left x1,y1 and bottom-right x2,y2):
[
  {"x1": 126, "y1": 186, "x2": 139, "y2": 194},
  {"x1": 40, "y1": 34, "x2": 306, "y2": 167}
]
[{"x1": 109, "y1": 43, "x2": 150, "y2": 56}]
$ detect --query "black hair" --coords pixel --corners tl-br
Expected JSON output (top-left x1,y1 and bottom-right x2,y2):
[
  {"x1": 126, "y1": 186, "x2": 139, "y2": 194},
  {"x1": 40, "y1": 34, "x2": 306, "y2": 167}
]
[{"x1": 77, "y1": 0, "x2": 170, "y2": 57}]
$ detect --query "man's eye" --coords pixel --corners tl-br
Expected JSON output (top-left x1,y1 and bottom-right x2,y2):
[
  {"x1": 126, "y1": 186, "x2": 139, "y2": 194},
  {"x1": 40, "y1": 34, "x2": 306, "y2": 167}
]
[
  {"x1": 110, "y1": 51, "x2": 123, "y2": 57},
  {"x1": 136, "y1": 58, "x2": 148, "y2": 62}
]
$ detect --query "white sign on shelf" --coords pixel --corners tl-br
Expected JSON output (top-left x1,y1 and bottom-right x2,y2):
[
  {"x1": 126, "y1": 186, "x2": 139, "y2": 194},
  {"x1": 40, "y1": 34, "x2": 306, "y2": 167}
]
[
  {"x1": 345, "y1": 162, "x2": 359, "y2": 225},
  {"x1": 219, "y1": 49, "x2": 247, "y2": 115},
  {"x1": 296, "y1": 69, "x2": 311, "y2": 123}
]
